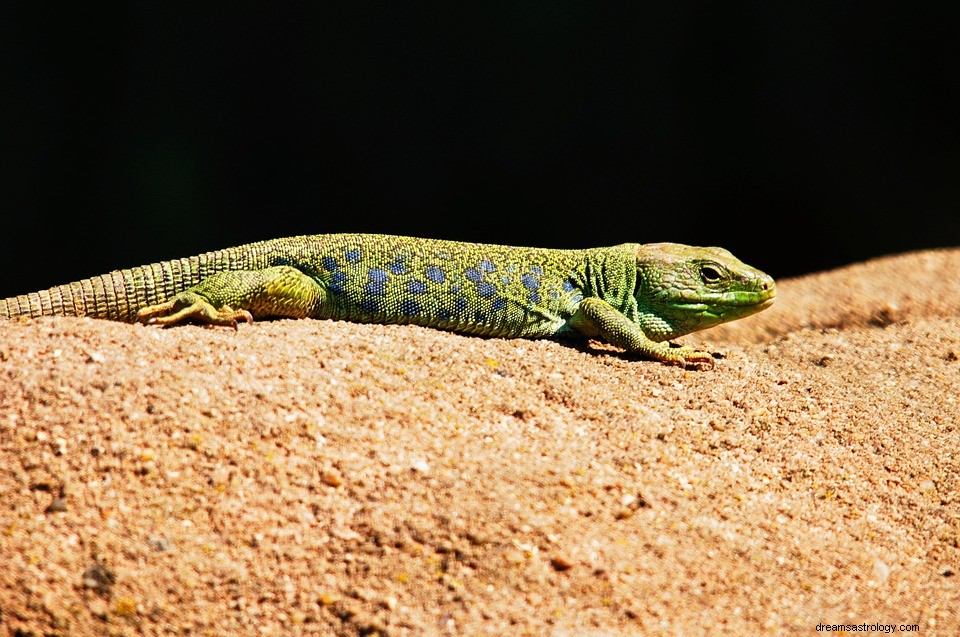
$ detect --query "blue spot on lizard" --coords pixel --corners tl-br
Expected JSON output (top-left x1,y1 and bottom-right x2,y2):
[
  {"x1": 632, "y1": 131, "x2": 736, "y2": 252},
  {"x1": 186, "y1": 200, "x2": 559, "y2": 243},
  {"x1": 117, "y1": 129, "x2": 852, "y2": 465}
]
[
  {"x1": 366, "y1": 269, "x2": 387, "y2": 296},
  {"x1": 425, "y1": 266, "x2": 446, "y2": 283},
  {"x1": 406, "y1": 280, "x2": 427, "y2": 295},
  {"x1": 476, "y1": 282, "x2": 497, "y2": 298},
  {"x1": 330, "y1": 271, "x2": 347, "y2": 293}
]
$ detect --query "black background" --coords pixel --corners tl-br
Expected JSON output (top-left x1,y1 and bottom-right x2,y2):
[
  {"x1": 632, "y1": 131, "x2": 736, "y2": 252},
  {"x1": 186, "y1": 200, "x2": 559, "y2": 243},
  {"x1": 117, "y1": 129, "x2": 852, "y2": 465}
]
[{"x1": 3, "y1": 3, "x2": 959, "y2": 296}]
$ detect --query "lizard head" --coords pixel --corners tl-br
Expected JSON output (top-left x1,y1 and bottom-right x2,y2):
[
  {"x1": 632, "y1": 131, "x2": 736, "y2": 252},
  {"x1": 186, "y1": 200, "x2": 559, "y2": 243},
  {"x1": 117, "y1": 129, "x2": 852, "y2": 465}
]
[{"x1": 632, "y1": 243, "x2": 777, "y2": 340}]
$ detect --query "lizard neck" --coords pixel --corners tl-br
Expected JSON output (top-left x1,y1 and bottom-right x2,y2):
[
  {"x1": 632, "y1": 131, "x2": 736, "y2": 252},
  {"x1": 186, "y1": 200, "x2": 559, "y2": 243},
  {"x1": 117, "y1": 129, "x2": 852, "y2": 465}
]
[{"x1": 577, "y1": 245, "x2": 639, "y2": 320}]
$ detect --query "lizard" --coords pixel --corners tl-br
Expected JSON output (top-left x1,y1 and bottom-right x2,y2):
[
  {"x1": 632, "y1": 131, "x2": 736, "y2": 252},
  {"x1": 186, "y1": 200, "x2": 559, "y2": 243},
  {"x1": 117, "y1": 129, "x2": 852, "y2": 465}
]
[{"x1": 0, "y1": 233, "x2": 776, "y2": 366}]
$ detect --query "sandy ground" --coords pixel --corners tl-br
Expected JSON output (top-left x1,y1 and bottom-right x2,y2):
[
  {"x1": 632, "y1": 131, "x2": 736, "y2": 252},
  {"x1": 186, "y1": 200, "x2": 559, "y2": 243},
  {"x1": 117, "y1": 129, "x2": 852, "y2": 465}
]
[{"x1": 1, "y1": 248, "x2": 959, "y2": 636}]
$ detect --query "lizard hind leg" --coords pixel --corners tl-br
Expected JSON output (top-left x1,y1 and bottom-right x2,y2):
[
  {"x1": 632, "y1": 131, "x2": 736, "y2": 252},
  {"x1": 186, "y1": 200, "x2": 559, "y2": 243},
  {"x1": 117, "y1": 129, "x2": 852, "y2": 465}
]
[
  {"x1": 137, "y1": 265, "x2": 325, "y2": 328},
  {"x1": 136, "y1": 294, "x2": 253, "y2": 328}
]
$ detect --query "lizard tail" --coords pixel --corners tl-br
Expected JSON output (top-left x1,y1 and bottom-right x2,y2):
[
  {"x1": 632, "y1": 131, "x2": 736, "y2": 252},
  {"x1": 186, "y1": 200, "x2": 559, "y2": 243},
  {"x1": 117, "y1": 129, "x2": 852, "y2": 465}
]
[
  {"x1": 0, "y1": 258, "x2": 211, "y2": 323},
  {"x1": 0, "y1": 237, "x2": 312, "y2": 323}
]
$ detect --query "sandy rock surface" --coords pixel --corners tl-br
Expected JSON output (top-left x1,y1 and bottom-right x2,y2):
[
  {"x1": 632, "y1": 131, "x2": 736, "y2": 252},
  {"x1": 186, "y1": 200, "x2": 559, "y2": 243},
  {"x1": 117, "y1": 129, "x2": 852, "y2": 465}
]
[{"x1": 1, "y1": 249, "x2": 959, "y2": 636}]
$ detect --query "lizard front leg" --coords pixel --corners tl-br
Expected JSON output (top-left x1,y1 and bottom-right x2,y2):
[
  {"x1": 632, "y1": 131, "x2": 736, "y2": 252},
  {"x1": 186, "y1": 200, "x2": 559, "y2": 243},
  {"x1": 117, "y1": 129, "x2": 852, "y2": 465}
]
[
  {"x1": 137, "y1": 265, "x2": 325, "y2": 328},
  {"x1": 569, "y1": 297, "x2": 714, "y2": 367}
]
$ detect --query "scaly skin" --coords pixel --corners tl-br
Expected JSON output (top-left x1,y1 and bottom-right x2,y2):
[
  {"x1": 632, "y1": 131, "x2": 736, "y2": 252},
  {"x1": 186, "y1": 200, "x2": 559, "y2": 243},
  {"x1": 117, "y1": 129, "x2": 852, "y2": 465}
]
[{"x1": 0, "y1": 234, "x2": 776, "y2": 366}]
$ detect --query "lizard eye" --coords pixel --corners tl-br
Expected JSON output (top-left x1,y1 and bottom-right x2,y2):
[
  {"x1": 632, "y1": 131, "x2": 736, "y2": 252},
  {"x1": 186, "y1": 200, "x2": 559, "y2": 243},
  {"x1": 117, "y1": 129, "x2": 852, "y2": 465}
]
[{"x1": 699, "y1": 264, "x2": 722, "y2": 283}]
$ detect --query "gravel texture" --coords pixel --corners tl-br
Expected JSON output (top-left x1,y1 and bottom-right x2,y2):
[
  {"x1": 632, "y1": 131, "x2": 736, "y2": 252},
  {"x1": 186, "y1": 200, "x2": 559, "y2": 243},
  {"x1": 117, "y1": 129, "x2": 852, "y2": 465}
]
[{"x1": 1, "y1": 249, "x2": 959, "y2": 636}]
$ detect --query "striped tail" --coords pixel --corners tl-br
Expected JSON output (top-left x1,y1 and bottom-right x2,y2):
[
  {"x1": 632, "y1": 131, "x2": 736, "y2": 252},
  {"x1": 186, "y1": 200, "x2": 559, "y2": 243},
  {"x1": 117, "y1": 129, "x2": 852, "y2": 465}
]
[
  {"x1": 0, "y1": 236, "x2": 323, "y2": 323},
  {"x1": 0, "y1": 258, "x2": 215, "y2": 323}
]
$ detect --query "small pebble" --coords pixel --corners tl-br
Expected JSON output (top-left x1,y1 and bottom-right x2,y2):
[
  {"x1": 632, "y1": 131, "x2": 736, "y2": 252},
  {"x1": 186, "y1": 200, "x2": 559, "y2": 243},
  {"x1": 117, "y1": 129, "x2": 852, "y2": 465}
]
[
  {"x1": 321, "y1": 471, "x2": 343, "y2": 487},
  {"x1": 550, "y1": 554, "x2": 574, "y2": 571},
  {"x1": 83, "y1": 561, "x2": 116, "y2": 598},
  {"x1": 289, "y1": 611, "x2": 307, "y2": 625},
  {"x1": 318, "y1": 592, "x2": 342, "y2": 606},
  {"x1": 872, "y1": 558, "x2": 890, "y2": 584},
  {"x1": 45, "y1": 497, "x2": 68, "y2": 513},
  {"x1": 147, "y1": 535, "x2": 171, "y2": 552},
  {"x1": 114, "y1": 596, "x2": 137, "y2": 617},
  {"x1": 465, "y1": 531, "x2": 489, "y2": 546}
]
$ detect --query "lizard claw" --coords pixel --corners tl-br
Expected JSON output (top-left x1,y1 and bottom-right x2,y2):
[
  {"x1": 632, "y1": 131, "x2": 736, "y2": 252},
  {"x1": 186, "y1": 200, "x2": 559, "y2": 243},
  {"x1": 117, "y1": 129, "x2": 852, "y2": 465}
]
[
  {"x1": 660, "y1": 345, "x2": 716, "y2": 369},
  {"x1": 227, "y1": 309, "x2": 254, "y2": 330}
]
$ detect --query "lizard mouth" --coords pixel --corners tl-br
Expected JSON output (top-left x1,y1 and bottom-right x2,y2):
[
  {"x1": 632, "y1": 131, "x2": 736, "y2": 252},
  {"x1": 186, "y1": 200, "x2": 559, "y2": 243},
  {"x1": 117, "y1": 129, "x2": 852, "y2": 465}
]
[
  {"x1": 729, "y1": 282, "x2": 777, "y2": 309},
  {"x1": 672, "y1": 278, "x2": 777, "y2": 310},
  {"x1": 677, "y1": 291, "x2": 776, "y2": 310},
  {"x1": 671, "y1": 288, "x2": 776, "y2": 320},
  {"x1": 752, "y1": 288, "x2": 777, "y2": 309}
]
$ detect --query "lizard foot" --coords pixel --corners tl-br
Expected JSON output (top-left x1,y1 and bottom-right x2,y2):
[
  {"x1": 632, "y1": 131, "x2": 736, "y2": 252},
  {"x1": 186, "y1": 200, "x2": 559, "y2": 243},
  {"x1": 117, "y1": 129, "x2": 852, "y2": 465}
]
[
  {"x1": 137, "y1": 297, "x2": 254, "y2": 329},
  {"x1": 658, "y1": 345, "x2": 716, "y2": 369}
]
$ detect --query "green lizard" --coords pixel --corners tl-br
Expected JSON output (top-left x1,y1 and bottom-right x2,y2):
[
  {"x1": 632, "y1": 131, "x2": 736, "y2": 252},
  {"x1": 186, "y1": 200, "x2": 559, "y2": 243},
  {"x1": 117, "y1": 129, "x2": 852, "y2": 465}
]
[{"x1": 0, "y1": 234, "x2": 776, "y2": 366}]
